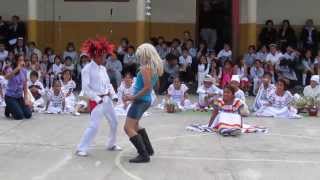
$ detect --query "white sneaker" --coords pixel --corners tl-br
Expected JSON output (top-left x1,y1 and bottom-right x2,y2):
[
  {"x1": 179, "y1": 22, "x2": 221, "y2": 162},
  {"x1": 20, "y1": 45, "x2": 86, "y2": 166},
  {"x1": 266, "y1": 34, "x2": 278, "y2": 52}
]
[
  {"x1": 107, "y1": 145, "x2": 122, "y2": 151},
  {"x1": 75, "y1": 151, "x2": 88, "y2": 157},
  {"x1": 73, "y1": 112, "x2": 81, "y2": 116}
]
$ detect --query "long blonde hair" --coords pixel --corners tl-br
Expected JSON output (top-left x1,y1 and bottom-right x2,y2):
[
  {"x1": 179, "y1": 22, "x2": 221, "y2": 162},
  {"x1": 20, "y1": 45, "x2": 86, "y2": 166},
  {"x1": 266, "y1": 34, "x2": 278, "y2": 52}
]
[{"x1": 136, "y1": 43, "x2": 163, "y2": 76}]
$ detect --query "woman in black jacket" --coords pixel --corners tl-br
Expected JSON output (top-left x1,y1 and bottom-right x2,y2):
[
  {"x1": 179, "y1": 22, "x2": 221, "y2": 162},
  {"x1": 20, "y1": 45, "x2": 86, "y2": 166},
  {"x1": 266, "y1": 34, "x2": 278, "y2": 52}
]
[
  {"x1": 278, "y1": 20, "x2": 297, "y2": 52},
  {"x1": 259, "y1": 20, "x2": 277, "y2": 46},
  {"x1": 301, "y1": 19, "x2": 318, "y2": 54}
]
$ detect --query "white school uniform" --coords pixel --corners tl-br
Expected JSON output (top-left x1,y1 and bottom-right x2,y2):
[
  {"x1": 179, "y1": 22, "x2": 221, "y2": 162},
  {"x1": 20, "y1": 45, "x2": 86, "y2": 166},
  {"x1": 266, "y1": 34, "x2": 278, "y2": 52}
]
[
  {"x1": 197, "y1": 85, "x2": 222, "y2": 107},
  {"x1": 252, "y1": 84, "x2": 276, "y2": 112},
  {"x1": 0, "y1": 50, "x2": 8, "y2": 61},
  {"x1": 266, "y1": 52, "x2": 283, "y2": 65},
  {"x1": 47, "y1": 90, "x2": 65, "y2": 114},
  {"x1": 61, "y1": 80, "x2": 76, "y2": 113},
  {"x1": 167, "y1": 84, "x2": 194, "y2": 110},
  {"x1": 256, "y1": 90, "x2": 300, "y2": 118},
  {"x1": 235, "y1": 89, "x2": 246, "y2": 102},
  {"x1": 52, "y1": 64, "x2": 63, "y2": 76},
  {"x1": 114, "y1": 83, "x2": 134, "y2": 116},
  {"x1": 303, "y1": 85, "x2": 320, "y2": 99},
  {"x1": 217, "y1": 49, "x2": 232, "y2": 63},
  {"x1": 198, "y1": 64, "x2": 211, "y2": 88},
  {"x1": 179, "y1": 55, "x2": 192, "y2": 66},
  {"x1": 77, "y1": 61, "x2": 120, "y2": 153},
  {"x1": 0, "y1": 76, "x2": 8, "y2": 107},
  {"x1": 28, "y1": 80, "x2": 46, "y2": 112}
]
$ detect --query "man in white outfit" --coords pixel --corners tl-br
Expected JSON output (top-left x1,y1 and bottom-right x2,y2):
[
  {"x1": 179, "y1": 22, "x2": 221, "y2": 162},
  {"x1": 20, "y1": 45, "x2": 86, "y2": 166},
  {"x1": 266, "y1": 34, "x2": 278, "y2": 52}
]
[{"x1": 76, "y1": 39, "x2": 122, "y2": 157}]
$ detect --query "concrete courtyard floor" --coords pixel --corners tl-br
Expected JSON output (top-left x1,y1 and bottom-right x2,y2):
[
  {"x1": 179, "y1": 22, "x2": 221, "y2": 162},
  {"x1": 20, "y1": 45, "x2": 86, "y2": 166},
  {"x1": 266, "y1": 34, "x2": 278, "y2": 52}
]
[{"x1": 0, "y1": 97, "x2": 320, "y2": 180}]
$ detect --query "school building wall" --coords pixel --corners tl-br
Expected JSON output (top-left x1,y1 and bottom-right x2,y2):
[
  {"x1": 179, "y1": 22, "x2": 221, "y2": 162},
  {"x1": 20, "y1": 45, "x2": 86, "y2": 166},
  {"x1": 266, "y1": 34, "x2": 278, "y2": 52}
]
[
  {"x1": 24, "y1": 0, "x2": 196, "y2": 53},
  {"x1": 240, "y1": 0, "x2": 320, "y2": 54},
  {"x1": 1, "y1": 0, "x2": 320, "y2": 54}
]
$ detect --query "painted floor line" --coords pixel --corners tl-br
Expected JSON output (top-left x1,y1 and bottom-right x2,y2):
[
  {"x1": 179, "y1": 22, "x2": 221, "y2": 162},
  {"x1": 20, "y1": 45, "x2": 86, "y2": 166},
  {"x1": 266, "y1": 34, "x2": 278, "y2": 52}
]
[
  {"x1": 32, "y1": 154, "x2": 72, "y2": 180},
  {"x1": 114, "y1": 133, "x2": 320, "y2": 180}
]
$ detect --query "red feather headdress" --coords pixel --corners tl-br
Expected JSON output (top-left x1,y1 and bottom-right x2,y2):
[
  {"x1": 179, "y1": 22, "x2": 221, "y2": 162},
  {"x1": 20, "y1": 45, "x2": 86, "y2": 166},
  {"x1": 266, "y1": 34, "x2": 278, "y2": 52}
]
[{"x1": 80, "y1": 37, "x2": 114, "y2": 58}]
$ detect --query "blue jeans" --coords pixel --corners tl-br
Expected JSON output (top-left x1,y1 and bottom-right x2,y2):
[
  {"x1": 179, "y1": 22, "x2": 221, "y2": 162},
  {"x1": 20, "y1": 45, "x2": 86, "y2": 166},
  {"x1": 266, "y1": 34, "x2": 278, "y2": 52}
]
[{"x1": 5, "y1": 96, "x2": 32, "y2": 120}]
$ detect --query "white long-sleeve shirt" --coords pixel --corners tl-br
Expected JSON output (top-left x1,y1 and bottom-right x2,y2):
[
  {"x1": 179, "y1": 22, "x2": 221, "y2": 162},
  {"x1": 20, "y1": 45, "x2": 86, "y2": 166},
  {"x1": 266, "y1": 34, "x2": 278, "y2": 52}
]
[
  {"x1": 266, "y1": 52, "x2": 283, "y2": 65},
  {"x1": 303, "y1": 85, "x2": 320, "y2": 98},
  {"x1": 81, "y1": 61, "x2": 117, "y2": 103}
]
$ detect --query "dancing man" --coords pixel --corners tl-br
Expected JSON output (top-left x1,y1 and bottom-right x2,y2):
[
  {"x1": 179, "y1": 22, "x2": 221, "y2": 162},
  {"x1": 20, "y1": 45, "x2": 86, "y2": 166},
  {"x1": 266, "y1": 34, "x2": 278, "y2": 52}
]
[
  {"x1": 76, "y1": 37, "x2": 122, "y2": 157},
  {"x1": 124, "y1": 43, "x2": 163, "y2": 163}
]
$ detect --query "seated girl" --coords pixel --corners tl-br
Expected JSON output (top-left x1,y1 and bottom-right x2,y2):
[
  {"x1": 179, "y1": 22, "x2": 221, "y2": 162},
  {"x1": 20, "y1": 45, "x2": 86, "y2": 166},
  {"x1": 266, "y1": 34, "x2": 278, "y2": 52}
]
[
  {"x1": 250, "y1": 59, "x2": 264, "y2": 95},
  {"x1": 197, "y1": 55, "x2": 211, "y2": 88},
  {"x1": 116, "y1": 73, "x2": 134, "y2": 113},
  {"x1": 234, "y1": 58, "x2": 250, "y2": 96},
  {"x1": 28, "y1": 71, "x2": 45, "y2": 112},
  {"x1": 162, "y1": 77, "x2": 193, "y2": 111},
  {"x1": 50, "y1": 56, "x2": 63, "y2": 80},
  {"x1": 255, "y1": 79, "x2": 300, "y2": 118},
  {"x1": 196, "y1": 75, "x2": 222, "y2": 111},
  {"x1": 252, "y1": 72, "x2": 276, "y2": 112},
  {"x1": 46, "y1": 80, "x2": 65, "y2": 114},
  {"x1": 208, "y1": 85, "x2": 249, "y2": 137},
  {"x1": 230, "y1": 75, "x2": 246, "y2": 102},
  {"x1": 0, "y1": 71, "x2": 8, "y2": 107},
  {"x1": 61, "y1": 69, "x2": 76, "y2": 113},
  {"x1": 303, "y1": 75, "x2": 320, "y2": 98}
]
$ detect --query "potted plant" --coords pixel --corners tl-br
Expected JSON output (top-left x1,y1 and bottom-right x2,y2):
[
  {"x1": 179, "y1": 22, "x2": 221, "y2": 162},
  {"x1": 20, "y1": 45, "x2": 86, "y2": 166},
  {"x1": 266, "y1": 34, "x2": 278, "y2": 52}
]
[
  {"x1": 164, "y1": 99, "x2": 178, "y2": 113},
  {"x1": 293, "y1": 95, "x2": 320, "y2": 116},
  {"x1": 305, "y1": 96, "x2": 320, "y2": 117}
]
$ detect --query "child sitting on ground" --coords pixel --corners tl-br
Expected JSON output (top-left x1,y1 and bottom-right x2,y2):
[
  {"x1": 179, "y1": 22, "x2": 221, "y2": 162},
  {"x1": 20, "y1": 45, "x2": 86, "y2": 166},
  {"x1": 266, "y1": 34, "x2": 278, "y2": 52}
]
[
  {"x1": 61, "y1": 69, "x2": 76, "y2": 113},
  {"x1": 230, "y1": 75, "x2": 246, "y2": 102},
  {"x1": 46, "y1": 80, "x2": 65, "y2": 114},
  {"x1": 0, "y1": 70, "x2": 8, "y2": 107},
  {"x1": 28, "y1": 71, "x2": 45, "y2": 112},
  {"x1": 196, "y1": 75, "x2": 222, "y2": 111},
  {"x1": 208, "y1": 85, "x2": 249, "y2": 137},
  {"x1": 116, "y1": 73, "x2": 134, "y2": 114},
  {"x1": 165, "y1": 77, "x2": 194, "y2": 111}
]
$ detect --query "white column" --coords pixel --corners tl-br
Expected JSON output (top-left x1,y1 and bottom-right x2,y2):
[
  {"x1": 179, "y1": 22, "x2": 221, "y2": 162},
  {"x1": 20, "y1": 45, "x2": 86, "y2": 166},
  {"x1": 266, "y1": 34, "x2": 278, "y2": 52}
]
[
  {"x1": 27, "y1": 0, "x2": 38, "y2": 42},
  {"x1": 136, "y1": 0, "x2": 146, "y2": 22},
  {"x1": 136, "y1": 0, "x2": 148, "y2": 44},
  {"x1": 28, "y1": 0, "x2": 38, "y2": 20},
  {"x1": 248, "y1": 0, "x2": 257, "y2": 24}
]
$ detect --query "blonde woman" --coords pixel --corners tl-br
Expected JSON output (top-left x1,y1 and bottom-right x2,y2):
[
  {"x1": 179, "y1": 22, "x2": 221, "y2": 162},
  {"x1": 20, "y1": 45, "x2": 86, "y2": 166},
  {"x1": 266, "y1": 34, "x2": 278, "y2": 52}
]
[{"x1": 123, "y1": 43, "x2": 163, "y2": 163}]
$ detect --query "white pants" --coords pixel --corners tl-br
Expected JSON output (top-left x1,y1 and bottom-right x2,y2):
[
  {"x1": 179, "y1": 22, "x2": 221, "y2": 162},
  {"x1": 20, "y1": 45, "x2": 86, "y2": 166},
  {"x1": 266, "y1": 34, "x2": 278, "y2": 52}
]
[{"x1": 77, "y1": 97, "x2": 119, "y2": 152}]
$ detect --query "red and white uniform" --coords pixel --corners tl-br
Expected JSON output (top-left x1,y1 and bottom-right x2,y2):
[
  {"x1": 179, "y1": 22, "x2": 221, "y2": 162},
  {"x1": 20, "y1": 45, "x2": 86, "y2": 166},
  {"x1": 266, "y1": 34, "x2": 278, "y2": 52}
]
[{"x1": 77, "y1": 61, "x2": 119, "y2": 153}]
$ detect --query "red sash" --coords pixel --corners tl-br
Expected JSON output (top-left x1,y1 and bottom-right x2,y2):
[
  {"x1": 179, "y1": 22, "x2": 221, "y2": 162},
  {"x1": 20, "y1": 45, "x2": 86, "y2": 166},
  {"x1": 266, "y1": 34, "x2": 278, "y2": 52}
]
[{"x1": 89, "y1": 100, "x2": 98, "y2": 112}]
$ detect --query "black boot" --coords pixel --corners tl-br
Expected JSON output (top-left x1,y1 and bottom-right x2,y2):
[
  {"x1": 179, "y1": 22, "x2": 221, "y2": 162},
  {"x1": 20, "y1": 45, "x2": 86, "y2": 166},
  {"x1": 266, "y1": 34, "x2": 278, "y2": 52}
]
[
  {"x1": 138, "y1": 128, "x2": 154, "y2": 156},
  {"x1": 4, "y1": 106, "x2": 10, "y2": 118},
  {"x1": 129, "y1": 135, "x2": 150, "y2": 163}
]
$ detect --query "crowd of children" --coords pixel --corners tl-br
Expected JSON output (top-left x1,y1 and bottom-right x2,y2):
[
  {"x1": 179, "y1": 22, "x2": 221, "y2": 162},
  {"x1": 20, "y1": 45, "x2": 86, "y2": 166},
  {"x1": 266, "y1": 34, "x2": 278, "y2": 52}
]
[{"x1": 0, "y1": 19, "x2": 320, "y2": 138}]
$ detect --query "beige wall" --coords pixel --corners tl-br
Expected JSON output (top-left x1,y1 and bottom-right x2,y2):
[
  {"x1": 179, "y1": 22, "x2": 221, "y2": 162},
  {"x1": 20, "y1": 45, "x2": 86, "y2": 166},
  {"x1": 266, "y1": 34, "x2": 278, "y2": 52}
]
[
  {"x1": 0, "y1": 0, "x2": 28, "y2": 20},
  {"x1": 35, "y1": 0, "x2": 197, "y2": 23},
  {"x1": 150, "y1": 0, "x2": 196, "y2": 23},
  {"x1": 257, "y1": 0, "x2": 320, "y2": 25},
  {"x1": 37, "y1": 0, "x2": 138, "y2": 22},
  {"x1": 25, "y1": 0, "x2": 197, "y2": 52}
]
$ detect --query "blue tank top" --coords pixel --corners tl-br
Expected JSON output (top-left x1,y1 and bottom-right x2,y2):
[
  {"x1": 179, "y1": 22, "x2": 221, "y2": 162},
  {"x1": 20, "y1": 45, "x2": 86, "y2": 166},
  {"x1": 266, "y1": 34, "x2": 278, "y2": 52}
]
[{"x1": 133, "y1": 71, "x2": 158, "y2": 102}]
